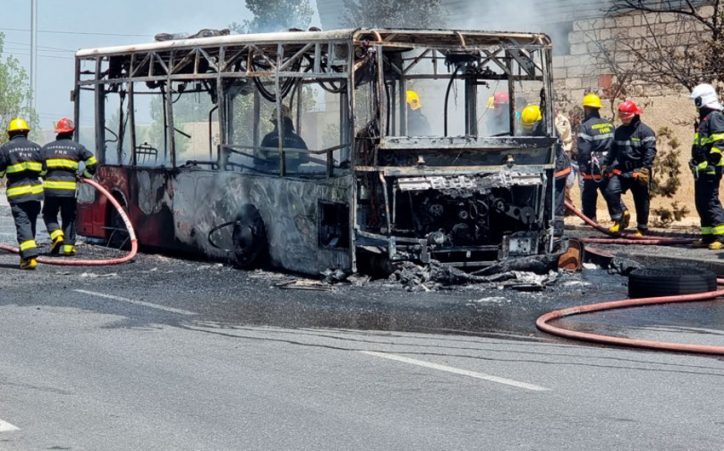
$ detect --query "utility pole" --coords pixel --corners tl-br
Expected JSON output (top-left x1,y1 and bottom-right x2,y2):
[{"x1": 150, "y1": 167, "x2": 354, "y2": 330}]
[{"x1": 30, "y1": 0, "x2": 38, "y2": 110}]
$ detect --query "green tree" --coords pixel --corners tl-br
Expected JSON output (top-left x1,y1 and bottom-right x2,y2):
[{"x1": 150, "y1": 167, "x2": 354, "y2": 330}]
[
  {"x1": 343, "y1": 0, "x2": 444, "y2": 28},
  {"x1": 233, "y1": 0, "x2": 314, "y2": 33},
  {"x1": 0, "y1": 33, "x2": 39, "y2": 144}
]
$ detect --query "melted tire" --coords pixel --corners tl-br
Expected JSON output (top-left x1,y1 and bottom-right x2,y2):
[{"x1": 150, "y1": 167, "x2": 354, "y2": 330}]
[
  {"x1": 628, "y1": 267, "x2": 716, "y2": 298},
  {"x1": 232, "y1": 204, "x2": 267, "y2": 269}
]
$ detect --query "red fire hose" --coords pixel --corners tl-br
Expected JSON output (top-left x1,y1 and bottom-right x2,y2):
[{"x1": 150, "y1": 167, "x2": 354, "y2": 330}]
[
  {"x1": 536, "y1": 279, "x2": 724, "y2": 355},
  {"x1": 564, "y1": 199, "x2": 695, "y2": 245},
  {"x1": 0, "y1": 178, "x2": 138, "y2": 266}
]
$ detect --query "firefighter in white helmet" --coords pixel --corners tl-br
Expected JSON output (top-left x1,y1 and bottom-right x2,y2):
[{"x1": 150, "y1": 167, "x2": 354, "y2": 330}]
[{"x1": 689, "y1": 83, "x2": 724, "y2": 249}]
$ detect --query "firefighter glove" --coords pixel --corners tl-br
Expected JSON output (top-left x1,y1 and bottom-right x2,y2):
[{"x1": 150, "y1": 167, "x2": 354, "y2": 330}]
[
  {"x1": 633, "y1": 167, "x2": 650, "y2": 186},
  {"x1": 708, "y1": 149, "x2": 722, "y2": 166}
]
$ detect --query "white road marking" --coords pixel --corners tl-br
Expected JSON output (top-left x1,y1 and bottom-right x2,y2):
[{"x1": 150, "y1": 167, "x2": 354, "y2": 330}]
[
  {"x1": 0, "y1": 419, "x2": 19, "y2": 432},
  {"x1": 73, "y1": 289, "x2": 196, "y2": 316},
  {"x1": 361, "y1": 351, "x2": 550, "y2": 392}
]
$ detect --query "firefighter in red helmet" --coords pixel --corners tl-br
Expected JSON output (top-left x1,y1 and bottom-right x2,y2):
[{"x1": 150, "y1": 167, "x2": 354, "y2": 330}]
[
  {"x1": 40, "y1": 117, "x2": 98, "y2": 256},
  {"x1": 486, "y1": 91, "x2": 510, "y2": 136},
  {"x1": 602, "y1": 100, "x2": 657, "y2": 236}
]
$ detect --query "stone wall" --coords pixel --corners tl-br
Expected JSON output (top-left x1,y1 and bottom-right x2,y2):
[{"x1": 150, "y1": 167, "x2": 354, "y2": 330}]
[
  {"x1": 554, "y1": 6, "x2": 714, "y2": 103},
  {"x1": 553, "y1": 6, "x2": 716, "y2": 228}
]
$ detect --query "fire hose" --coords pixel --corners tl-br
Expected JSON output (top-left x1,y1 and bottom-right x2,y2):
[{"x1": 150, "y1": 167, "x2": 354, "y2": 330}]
[
  {"x1": 539, "y1": 203, "x2": 724, "y2": 354},
  {"x1": 564, "y1": 199, "x2": 694, "y2": 245},
  {"x1": 536, "y1": 279, "x2": 724, "y2": 355},
  {"x1": 0, "y1": 178, "x2": 138, "y2": 266}
]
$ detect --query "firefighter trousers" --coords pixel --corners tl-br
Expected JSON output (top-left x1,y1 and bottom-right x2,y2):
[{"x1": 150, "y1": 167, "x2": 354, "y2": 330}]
[
  {"x1": 694, "y1": 172, "x2": 724, "y2": 240},
  {"x1": 604, "y1": 174, "x2": 650, "y2": 231},
  {"x1": 43, "y1": 196, "x2": 78, "y2": 246},
  {"x1": 10, "y1": 200, "x2": 41, "y2": 259},
  {"x1": 581, "y1": 178, "x2": 609, "y2": 221}
]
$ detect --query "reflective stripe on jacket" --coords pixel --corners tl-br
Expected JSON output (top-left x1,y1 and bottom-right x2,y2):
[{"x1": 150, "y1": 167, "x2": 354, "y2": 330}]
[
  {"x1": 604, "y1": 117, "x2": 657, "y2": 172},
  {"x1": 576, "y1": 114, "x2": 614, "y2": 175},
  {"x1": 40, "y1": 137, "x2": 98, "y2": 197},
  {"x1": 692, "y1": 109, "x2": 724, "y2": 173},
  {"x1": 0, "y1": 135, "x2": 44, "y2": 203}
]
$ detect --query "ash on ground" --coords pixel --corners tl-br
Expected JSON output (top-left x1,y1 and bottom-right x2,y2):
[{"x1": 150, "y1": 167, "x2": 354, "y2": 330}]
[{"x1": 387, "y1": 259, "x2": 560, "y2": 292}]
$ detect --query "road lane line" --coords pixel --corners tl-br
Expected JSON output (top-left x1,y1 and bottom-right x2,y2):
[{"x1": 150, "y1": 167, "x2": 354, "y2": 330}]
[
  {"x1": 360, "y1": 351, "x2": 549, "y2": 392},
  {"x1": 0, "y1": 419, "x2": 19, "y2": 432},
  {"x1": 73, "y1": 289, "x2": 196, "y2": 316}
]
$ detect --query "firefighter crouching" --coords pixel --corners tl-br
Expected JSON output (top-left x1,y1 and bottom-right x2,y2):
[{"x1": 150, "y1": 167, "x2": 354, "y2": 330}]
[
  {"x1": 689, "y1": 83, "x2": 724, "y2": 250},
  {"x1": 602, "y1": 100, "x2": 656, "y2": 236},
  {"x1": 41, "y1": 117, "x2": 98, "y2": 256},
  {"x1": 576, "y1": 93, "x2": 624, "y2": 226},
  {"x1": 521, "y1": 104, "x2": 570, "y2": 237},
  {"x1": 0, "y1": 118, "x2": 44, "y2": 269}
]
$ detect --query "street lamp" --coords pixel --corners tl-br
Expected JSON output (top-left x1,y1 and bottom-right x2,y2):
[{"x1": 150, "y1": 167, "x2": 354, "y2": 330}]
[{"x1": 30, "y1": 0, "x2": 38, "y2": 109}]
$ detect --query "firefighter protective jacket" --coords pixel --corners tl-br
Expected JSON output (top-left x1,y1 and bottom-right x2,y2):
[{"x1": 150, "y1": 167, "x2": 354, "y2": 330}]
[
  {"x1": 532, "y1": 121, "x2": 570, "y2": 178},
  {"x1": 0, "y1": 135, "x2": 44, "y2": 204},
  {"x1": 576, "y1": 113, "x2": 614, "y2": 175},
  {"x1": 604, "y1": 117, "x2": 657, "y2": 171},
  {"x1": 692, "y1": 108, "x2": 724, "y2": 173},
  {"x1": 40, "y1": 137, "x2": 98, "y2": 197}
]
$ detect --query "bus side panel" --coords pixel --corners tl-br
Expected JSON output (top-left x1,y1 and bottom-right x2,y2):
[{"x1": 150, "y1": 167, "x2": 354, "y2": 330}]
[
  {"x1": 79, "y1": 166, "x2": 180, "y2": 250},
  {"x1": 77, "y1": 183, "x2": 108, "y2": 238},
  {"x1": 172, "y1": 171, "x2": 353, "y2": 275}
]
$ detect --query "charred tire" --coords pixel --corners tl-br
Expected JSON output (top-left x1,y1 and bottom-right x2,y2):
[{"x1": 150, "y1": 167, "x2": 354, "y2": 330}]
[
  {"x1": 628, "y1": 267, "x2": 716, "y2": 298},
  {"x1": 232, "y1": 204, "x2": 267, "y2": 269}
]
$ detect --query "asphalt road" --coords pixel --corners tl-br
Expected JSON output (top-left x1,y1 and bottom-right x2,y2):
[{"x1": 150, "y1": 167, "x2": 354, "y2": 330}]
[{"x1": 1, "y1": 207, "x2": 724, "y2": 449}]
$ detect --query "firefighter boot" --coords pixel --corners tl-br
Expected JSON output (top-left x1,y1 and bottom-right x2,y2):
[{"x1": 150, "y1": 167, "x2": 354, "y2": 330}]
[
  {"x1": 633, "y1": 229, "x2": 645, "y2": 237},
  {"x1": 608, "y1": 220, "x2": 623, "y2": 234},
  {"x1": 20, "y1": 257, "x2": 38, "y2": 270},
  {"x1": 621, "y1": 209, "x2": 631, "y2": 231},
  {"x1": 50, "y1": 230, "x2": 64, "y2": 255},
  {"x1": 62, "y1": 245, "x2": 76, "y2": 256},
  {"x1": 691, "y1": 237, "x2": 714, "y2": 248},
  {"x1": 708, "y1": 240, "x2": 724, "y2": 251}
]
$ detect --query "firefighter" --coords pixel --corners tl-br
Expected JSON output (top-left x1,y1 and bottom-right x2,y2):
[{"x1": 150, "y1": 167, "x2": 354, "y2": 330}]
[
  {"x1": 0, "y1": 118, "x2": 44, "y2": 269},
  {"x1": 689, "y1": 83, "x2": 724, "y2": 249},
  {"x1": 405, "y1": 90, "x2": 430, "y2": 136},
  {"x1": 576, "y1": 93, "x2": 622, "y2": 226},
  {"x1": 486, "y1": 91, "x2": 510, "y2": 135},
  {"x1": 521, "y1": 104, "x2": 570, "y2": 236},
  {"x1": 41, "y1": 117, "x2": 98, "y2": 256},
  {"x1": 602, "y1": 100, "x2": 657, "y2": 236},
  {"x1": 260, "y1": 104, "x2": 308, "y2": 172}
]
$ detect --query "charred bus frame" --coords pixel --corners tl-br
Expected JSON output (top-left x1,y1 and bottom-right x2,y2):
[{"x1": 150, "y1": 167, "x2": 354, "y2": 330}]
[{"x1": 73, "y1": 28, "x2": 556, "y2": 275}]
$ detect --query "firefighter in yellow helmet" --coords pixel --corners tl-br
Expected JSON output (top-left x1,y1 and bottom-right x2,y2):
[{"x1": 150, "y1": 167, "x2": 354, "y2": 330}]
[
  {"x1": 0, "y1": 118, "x2": 44, "y2": 269},
  {"x1": 520, "y1": 104, "x2": 570, "y2": 236},
  {"x1": 520, "y1": 104, "x2": 543, "y2": 135},
  {"x1": 576, "y1": 93, "x2": 625, "y2": 228},
  {"x1": 405, "y1": 90, "x2": 430, "y2": 136}
]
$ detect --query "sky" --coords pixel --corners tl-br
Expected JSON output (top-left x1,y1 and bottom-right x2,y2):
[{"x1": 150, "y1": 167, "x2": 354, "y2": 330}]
[{"x1": 1, "y1": 0, "x2": 321, "y2": 132}]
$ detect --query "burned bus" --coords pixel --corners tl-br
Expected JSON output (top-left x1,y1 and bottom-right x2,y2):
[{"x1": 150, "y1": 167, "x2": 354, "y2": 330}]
[{"x1": 74, "y1": 28, "x2": 559, "y2": 275}]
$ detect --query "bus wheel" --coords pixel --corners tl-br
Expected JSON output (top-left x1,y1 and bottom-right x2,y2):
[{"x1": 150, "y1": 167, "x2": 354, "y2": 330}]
[{"x1": 231, "y1": 204, "x2": 267, "y2": 269}]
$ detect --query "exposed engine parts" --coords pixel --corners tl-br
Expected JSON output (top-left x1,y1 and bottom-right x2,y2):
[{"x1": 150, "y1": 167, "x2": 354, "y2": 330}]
[{"x1": 357, "y1": 172, "x2": 548, "y2": 265}]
